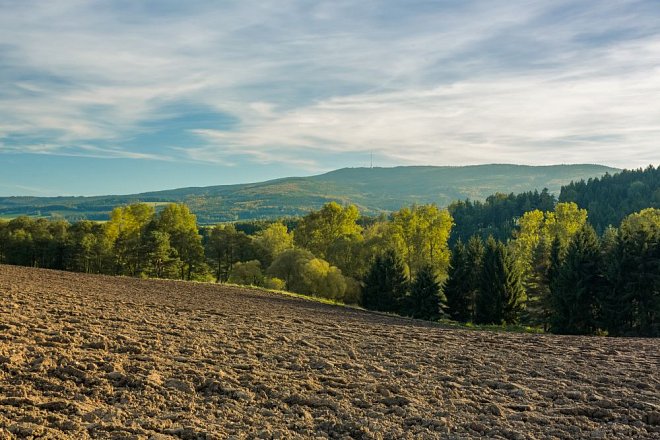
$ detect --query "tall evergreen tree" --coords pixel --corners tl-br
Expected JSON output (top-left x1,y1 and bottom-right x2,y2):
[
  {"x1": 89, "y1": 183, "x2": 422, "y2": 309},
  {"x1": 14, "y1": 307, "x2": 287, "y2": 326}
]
[
  {"x1": 466, "y1": 235, "x2": 485, "y2": 321},
  {"x1": 407, "y1": 264, "x2": 444, "y2": 321},
  {"x1": 443, "y1": 240, "x2": 471, "y2": 321},
  {"x1": 476, "y1": 237, "x2": 526, "y2": 325},
  {"x1": 362, "y1": 249, "x2": 409, "y2": 313},
  {"x1": 607, "y1": 209, "x2": 660, "y2": 336},
  {"x1": 550, "y1": 224, "x2": 603, "y2": 334}
]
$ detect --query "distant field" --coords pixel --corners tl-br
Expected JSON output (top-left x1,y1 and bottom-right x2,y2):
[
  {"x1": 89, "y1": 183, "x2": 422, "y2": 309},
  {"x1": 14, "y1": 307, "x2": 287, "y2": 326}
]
[{"x1": 1, "y1": 265, "x2": 658, "y2": 439}]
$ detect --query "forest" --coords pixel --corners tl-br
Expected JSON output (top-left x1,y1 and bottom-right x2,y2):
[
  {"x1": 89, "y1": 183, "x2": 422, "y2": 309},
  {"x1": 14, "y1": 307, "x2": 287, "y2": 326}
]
[{"x1": 0, "y1": 165, "x2": 658, "y2": 337}]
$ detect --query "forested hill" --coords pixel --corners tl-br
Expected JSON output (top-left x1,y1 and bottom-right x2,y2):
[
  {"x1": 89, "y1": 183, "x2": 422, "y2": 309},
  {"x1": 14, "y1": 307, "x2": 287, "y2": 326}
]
[
  {"x1": 0, "y1": 164, "x2": 617, "y2": 224},
  {"x1": 560, "y1": 164, "x2": 660, "y2": 232}
]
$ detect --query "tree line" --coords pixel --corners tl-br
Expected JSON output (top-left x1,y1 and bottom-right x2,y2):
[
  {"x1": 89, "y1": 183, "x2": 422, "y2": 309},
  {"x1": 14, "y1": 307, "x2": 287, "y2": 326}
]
[{"x1": 1, "y1": 168, "x2": 658, "y2": 337}]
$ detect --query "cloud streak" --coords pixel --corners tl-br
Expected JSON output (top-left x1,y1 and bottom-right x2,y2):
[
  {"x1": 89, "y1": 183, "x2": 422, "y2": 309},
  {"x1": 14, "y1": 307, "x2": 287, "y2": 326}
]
[{"x1": 0, "y1": 0, "x2": 659, "y2": 171}]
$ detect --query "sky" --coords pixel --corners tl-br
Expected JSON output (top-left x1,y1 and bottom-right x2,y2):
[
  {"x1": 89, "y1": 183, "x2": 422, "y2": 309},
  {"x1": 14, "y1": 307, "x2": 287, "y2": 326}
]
[{"x1": 1, "y1": 0, "x2": 659, "y2": 196}]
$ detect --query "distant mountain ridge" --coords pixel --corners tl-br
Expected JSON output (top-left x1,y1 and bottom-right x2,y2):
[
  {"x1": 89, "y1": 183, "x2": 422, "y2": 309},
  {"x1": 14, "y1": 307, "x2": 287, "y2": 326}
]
[{"x1": 0, "y1": 164, "x2": 619, "y2": 224}]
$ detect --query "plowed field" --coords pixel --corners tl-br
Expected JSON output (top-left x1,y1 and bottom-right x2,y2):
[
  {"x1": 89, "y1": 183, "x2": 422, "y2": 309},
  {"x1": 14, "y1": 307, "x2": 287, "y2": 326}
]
[{"x1": 1, "y1": 265, "x2": 659, "y2": 439}]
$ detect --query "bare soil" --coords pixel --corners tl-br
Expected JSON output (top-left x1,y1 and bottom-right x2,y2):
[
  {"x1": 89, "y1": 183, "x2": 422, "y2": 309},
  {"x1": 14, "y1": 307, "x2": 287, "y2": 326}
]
[{"x1": 0, "y1": 265, "x2": 659, "y2": 439}]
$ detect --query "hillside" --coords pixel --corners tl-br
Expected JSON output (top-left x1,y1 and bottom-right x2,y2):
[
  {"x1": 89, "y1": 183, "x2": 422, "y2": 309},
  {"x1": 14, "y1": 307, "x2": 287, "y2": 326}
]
[
  {"x1": 1, "y1": 265, "x2": 659, "y2": 438},
  {"x1": 560, "y1": 165, "x2": 660, "y2": 232},
  {"x1": 0, "y1": 164, "x2": 618, "y2": 224}
]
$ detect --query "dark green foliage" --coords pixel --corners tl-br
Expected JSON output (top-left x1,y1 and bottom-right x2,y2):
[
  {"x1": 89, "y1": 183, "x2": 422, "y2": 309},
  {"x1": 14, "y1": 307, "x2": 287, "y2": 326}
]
[
  {"x1": 204, "y1": 224, "x2": 255, "y2": 282},
  {"x1": 449, "y1": 189, "x2": 557, "y2": 245},
  {"x1": 362, "y1": 250, "x2": 409, "y2": 313},
  {"x1": 475, "y1": 237, "x2": 526, "y2": 325},
  {"x1": 443, "y1": 240, "x2": 471, "y2": 321},
  {"x1": 601, "y1": 209, "x2": 660, "y2": 336},
  {"x1": 406, "y1": 265, "x2": 445, "y2": 321},
  {"x1": 550, "y1": 224, "x2": 604, "y2": 335},
  {"x1": 560, "y1": 165, "x2": 659, "y2": 233}
]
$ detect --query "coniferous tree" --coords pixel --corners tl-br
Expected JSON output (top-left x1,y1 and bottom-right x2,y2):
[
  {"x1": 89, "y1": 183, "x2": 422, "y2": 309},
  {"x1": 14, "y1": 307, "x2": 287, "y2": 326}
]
[
  {"x1": 466, "y1": 235, "x2": 485, "y2": 321},
  {"x1": 608, "y1": 209, "x2": 660, "y2": 336},
  {"x1": 476, "y1": 237, "x2": 526, "y2": 325},
  {"x1": 362, "y1": 249, "x2": 408, "y2": 313},
  {"x1": 550, "y1": 224, "x2": 603, "y2": 334},
  {"x1": 407, "y1": 264, "x2": 444, "y2": 320},
  {"x1": 443, "y1": 240, "x2": 471, "y2": 321}
]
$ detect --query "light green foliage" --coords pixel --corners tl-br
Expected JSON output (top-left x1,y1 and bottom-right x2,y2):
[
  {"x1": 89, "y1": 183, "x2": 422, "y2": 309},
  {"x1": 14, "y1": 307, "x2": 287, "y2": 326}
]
[
  {"x1": 228, "y1": 260, "x2": 264, "y2": 286},
  {"x1": 156, "y1": 204, "x2": 205, "y2": 280},
  {"x1": 509, "y1": 202, "x2": 588, "y2": 326},
  {"x1": 301, "y1": 258, "x2": 346, "y2": 300},
  {"x1": 390, "y1": 204, "x2": 453, "y2": 279},
  {"x1": 106, "y1": 203, "x2": 155, "y2": 275},
  {"x1": 294, "y1": 202, "x2": 362, "y2": 260},
  {"x1": 267, "y1": 248, "x2": 315, "y2": 292},
  {"x1": 266, "y1": 249, "x2": 345, "y2": 300},
  {"x1": 253, "y1": 222, "x2": 293, "y2": 267},
  {"x1": 263, "y1": 277, "x2": 286, "y2": 290}
]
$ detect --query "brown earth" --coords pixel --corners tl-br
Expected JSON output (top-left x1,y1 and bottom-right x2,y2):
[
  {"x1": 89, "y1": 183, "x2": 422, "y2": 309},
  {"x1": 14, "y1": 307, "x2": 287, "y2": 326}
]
[{"x1": 0, "y1": 265, "x2": 659, "y2": 440}]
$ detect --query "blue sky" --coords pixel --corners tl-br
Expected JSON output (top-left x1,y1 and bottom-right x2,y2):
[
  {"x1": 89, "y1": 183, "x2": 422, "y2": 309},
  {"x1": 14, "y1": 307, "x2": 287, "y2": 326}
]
[{"x1": 1, "y1": 0, "x2": 659, "y2": 196}]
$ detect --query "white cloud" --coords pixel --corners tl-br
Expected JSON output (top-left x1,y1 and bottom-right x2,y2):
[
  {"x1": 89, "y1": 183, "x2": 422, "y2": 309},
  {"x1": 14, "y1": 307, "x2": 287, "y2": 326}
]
[{"x1": 0, "y1": 0, "x2": 658, "y2": 169}]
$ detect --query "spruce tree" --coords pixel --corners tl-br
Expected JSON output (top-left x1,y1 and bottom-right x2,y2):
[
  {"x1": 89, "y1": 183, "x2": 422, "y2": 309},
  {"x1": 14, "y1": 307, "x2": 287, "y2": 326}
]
[
  {"x1": 443, "y1": 240, "x2": 471, "y2": 321},
  {"x1": 476, "y1": 237, "x2": 526, "y2": 325},
  {"x1": 550, "y1": 224, "x2": 603, "y2": 334},
  {"x1": 466, "y1": 235, "x2": 485, "y2": 321},
  {"x1": 362, "y1": 249, "x2": 409, "y2": 313},
  {"x1": 407, "y1": 264, "x2": 444, "y2": 321},
  {"x1": 614, "y1": 209, "x2": 660, "y2": 336}
]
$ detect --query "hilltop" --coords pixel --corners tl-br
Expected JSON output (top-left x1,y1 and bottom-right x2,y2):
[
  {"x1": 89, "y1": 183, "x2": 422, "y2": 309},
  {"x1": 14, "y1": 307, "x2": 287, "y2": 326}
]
[{"x1": 0, "y1": 164, "x2": 618, "y2": 223}]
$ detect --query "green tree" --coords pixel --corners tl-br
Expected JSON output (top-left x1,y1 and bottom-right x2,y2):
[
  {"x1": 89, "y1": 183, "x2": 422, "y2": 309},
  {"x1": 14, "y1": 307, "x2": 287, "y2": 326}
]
[
  {"x1": 443, "y1": 240, "x2": 471, "y2": 322},
  {"x1": 550, "y1": 224, "x2": 603, "y2": 335},
  {"x1": 301, "y1": 258, "x2": 346, "y2": 300},
  {"x1": 407, "y1": 264, "x2": 444, "y2": 321},
  {"x1": 294, "y1": 202, "x2": 362, "y2": 260},
  {"x1": 106, "y1": 203, "x2": 155, "y2": 276},
  {"x1": 605, "y1": 209, "x2": 660, "y2": 336},
  {"x1": 267, "y1": 248, "x2": 315, "y2": 292},
  {"x1": 253, "y1": 222, "x2": 294, "y2": 267},
  {"x1": 362, "y1": 249, "x2": 409, "y2": 313},
  {"x1": 205, "y1": 224, "x2": 255, "y2": 282},
  {"x1": 390, "y1": 204, "x2": 453, "y2": 279},
  {"x1": 476, "y1": 237, "x2": 526, "y2": 325},
  {"x1": 0, "y1": 220, "x2": 8, "y2": 264},
  {"x1": 156, "y1": 203, "x2": 205, "y2": 280},
  {"x1": 142, "y1": 230, "x2": 180, "y2": 279},
  {"x1": 229, "y1": 260, "x2": 265, "y2": 286}
]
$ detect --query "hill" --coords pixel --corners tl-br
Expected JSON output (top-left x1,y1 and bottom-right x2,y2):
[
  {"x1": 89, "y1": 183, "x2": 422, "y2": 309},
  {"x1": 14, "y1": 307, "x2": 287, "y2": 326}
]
[
  {"x1": 1, "y1": 264, "x2": 658, "y2": 438},
  {"x1": 0, "y1": 164, "x2": 618, "y2": 224},
  {"x1": 560, "y1": 165, "x2": 660, "y2": 232}
]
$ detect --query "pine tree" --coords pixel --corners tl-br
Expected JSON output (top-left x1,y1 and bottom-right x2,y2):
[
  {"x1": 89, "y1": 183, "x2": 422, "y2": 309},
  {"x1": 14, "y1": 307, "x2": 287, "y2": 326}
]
[
  {"x1": 550, "y1": 224, "x2": 603, "y2": 334},
  {"x1": 613, "y1": 209, "x2": 660, "y2": 336},
  {"x1": 407, "y1": 264, "x2": 444, "y2": 321},
  {"x1": 466, "y1": 235, "x2": 485, "y2": 321},
  {"x1": 443, "y1": 240, "x2": 471, "y2": 321},
  {"x1": 476, "y1": 237, "x2": 525, "y2": 325},
  {"x1": 362, "y1": 249, "x2": 409, "y2": 313}
]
